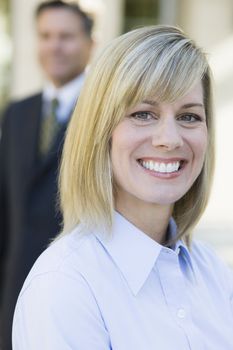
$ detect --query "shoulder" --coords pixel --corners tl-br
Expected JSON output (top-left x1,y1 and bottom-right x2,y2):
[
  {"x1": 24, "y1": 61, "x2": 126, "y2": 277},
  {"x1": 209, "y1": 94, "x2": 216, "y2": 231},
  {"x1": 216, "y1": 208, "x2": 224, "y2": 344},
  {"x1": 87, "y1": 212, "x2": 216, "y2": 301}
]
[
  {"x1": 11, "y1": 92, "x2": 42, "y2": 107},
  {"x1": 5, "y1": 92, "x2": 42, "y2": 110},
  {"x1": 190, "y1": 239, "x2": 233, "y2": 293},
  {"x1": 13, "y1": 230, "x2": 111, "y2": 349},
  {"x1": 2, "y1": 92, "x2": 42, "y2": 117},
  {"x1": 19, "y1": 228, "x2": 101, "y2": 296},
  {"x1": 17, "y1": 232, "x2": 98, "y2": 307},
  {"x1": 15, "y1": 229, "x2": 101, "y2": 320},
  {"x1": 1, "y1": 92, "x2": 42, "y2": 127},
  {"x1": 191, "y1": 239, "x2": 228, "y2": 266}
]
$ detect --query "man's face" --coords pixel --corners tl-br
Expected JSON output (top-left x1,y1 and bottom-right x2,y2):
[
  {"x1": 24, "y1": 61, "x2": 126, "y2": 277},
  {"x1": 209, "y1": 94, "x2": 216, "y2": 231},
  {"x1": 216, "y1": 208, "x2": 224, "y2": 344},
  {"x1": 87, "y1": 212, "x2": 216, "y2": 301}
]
[{"x1": 36, "y1": 8, "x2": 93, "y2": 87}]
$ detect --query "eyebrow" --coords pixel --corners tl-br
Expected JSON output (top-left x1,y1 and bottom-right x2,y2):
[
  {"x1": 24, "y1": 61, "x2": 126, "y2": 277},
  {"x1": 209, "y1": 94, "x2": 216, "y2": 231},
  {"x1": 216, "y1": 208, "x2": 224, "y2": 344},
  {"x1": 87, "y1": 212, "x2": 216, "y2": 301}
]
[
  {"x1": 180, "y1": 103, "x2": 204, "y2": 109},
  {"x1": 142, "y1": 100, "x2": 204, "y2": 109},
  {"x1": 142, "y1": 99, "x2": 158, "y2": 106}
]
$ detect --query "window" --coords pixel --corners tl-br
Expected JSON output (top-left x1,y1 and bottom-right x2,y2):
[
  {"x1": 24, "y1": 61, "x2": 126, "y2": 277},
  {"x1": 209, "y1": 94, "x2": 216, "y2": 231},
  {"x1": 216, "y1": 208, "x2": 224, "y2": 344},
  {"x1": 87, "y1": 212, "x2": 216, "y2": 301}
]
[{"x1": 124, "y1": 0, "x2": 160, "y2": 33}]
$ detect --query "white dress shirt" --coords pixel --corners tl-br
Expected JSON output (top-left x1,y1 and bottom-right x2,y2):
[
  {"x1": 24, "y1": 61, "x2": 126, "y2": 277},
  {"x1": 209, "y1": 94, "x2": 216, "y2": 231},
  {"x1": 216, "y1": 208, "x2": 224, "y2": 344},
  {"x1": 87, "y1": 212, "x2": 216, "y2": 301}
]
[
  {"x1": 42, "y1": 73, "x2": 85, "y2": 123},
  {"x1": 12, "y1": 212, "x2": 233, "y2": 349}
]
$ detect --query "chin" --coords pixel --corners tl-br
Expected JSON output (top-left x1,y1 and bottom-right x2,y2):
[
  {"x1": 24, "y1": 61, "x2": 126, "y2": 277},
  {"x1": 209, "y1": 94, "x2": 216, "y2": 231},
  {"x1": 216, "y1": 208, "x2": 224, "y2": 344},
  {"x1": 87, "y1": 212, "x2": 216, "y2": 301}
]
[
  {"x1": 144, "y1": 191, "x2": 187, "y2": 206},
  {"x1": 50, "y1": 74, "x2": 70, "y2": 86}
]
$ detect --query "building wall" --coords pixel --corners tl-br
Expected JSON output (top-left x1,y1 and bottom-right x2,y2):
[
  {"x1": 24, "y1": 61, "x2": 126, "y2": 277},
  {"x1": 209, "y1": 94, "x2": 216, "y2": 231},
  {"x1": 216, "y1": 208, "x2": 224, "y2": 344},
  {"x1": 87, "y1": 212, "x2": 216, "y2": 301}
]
[
  {"x1": 11, "y1": 0, "x2": 42, "y2": 98},
  {"x1": 178, "y1": 0, "x2": 233, "y2": 48}
]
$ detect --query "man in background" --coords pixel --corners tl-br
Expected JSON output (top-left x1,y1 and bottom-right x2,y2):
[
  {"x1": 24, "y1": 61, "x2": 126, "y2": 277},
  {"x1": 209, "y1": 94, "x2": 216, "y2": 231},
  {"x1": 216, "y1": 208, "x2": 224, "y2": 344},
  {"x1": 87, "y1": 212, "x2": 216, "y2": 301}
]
[{"x1": 0, "y1": 1, "x2": 94, "y2": 348}]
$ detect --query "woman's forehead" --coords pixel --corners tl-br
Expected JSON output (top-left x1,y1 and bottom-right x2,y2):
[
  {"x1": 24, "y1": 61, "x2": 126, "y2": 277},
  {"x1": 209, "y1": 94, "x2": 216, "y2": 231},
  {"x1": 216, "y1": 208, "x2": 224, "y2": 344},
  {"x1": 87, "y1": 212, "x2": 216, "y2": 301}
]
[{"x1": 124, "y1": 79, "x2": 204, "y2": 108}]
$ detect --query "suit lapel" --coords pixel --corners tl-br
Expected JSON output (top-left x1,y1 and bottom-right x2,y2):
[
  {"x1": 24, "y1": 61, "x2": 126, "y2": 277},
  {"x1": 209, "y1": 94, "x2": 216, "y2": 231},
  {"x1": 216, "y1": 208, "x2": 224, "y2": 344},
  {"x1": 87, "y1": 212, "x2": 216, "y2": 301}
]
[
  {"x1": 32, "y1": 101, "x2": 73, "y2": 182},
  {"x1": 20, "y1": 94, "x2": 42, "y2": 177},
  {"x1": 33, "y1": 122, "x2": 68, "y2": 181}
]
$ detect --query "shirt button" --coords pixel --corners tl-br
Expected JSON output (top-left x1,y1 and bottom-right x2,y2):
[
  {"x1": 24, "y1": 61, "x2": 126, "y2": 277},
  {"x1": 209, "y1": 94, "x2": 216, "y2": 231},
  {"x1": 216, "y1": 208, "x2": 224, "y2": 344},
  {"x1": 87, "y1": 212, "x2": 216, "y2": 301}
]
[
  {"x1": 177, "y1": 308, "x2": 186, "y2": 319},
  {"x1": 163, "y1": 248, "x2": 172, "y2": 254}
]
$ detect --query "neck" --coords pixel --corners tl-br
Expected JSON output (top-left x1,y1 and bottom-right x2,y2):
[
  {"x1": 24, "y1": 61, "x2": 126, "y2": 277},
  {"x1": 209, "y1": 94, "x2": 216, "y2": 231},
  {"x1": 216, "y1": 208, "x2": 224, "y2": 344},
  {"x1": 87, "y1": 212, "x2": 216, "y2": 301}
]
[{"x1": 115, "y1": 193, "x2": 173, "y2": 244}]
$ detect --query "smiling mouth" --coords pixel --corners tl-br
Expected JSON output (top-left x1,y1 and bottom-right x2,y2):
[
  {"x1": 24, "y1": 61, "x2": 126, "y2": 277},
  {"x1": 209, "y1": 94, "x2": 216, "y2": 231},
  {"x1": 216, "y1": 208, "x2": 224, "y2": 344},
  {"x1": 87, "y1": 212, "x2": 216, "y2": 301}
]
[{"x1": 138, "y1": 159, "x2": 185, "y2": 173}]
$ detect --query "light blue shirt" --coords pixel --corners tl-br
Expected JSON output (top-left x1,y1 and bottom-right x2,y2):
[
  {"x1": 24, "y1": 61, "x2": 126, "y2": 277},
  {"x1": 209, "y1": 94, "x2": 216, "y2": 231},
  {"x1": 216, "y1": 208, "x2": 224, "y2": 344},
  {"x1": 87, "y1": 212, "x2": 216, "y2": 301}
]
[{"x1": 12, "y1": 212, "x2": 233, "y2": 349}]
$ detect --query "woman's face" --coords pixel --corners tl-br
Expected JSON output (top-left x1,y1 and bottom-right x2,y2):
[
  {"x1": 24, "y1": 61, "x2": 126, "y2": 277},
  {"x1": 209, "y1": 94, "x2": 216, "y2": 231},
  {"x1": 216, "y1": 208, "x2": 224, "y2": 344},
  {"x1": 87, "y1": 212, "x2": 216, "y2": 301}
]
[{"x1": 111, "y1": 82, "x2": 208, "y2": 211}]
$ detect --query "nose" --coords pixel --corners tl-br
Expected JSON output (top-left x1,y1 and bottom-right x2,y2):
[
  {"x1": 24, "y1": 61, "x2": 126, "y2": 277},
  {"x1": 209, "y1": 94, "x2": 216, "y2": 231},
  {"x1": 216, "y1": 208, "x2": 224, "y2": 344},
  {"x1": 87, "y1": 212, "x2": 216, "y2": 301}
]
[
  {"x1": 44, "y1": 36, "x2": 62, "y2": 52},
  {"x1": 152, "y1": 117, "x2": 183, "y2": 150}
]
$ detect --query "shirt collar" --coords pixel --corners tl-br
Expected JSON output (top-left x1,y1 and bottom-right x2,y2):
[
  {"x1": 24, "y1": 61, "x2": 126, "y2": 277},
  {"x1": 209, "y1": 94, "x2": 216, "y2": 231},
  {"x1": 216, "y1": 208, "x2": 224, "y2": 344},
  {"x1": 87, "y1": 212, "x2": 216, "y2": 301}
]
[
  {"x1": 43, "y1": 73, "x2": 85, "y2": 101},
  {"x1": 42, "y1": 73, "x2": 85, "y2": 122},
  {"x1": 167, "y1": 218, "x2": 193, "y2": 268},
  {"x1": 95, "y1": 212, "x2": 193, "y2": 295},
  {"x1": 170, "y1": 220, "x2": 195, "y2": 276}
]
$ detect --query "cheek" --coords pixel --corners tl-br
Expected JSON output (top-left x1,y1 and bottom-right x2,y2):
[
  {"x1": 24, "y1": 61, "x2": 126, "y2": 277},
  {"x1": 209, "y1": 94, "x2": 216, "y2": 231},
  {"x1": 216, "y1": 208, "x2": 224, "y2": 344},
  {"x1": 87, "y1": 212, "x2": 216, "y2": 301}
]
[
  {"x1": 67, "y1": 40, "x2": 89, "y2": 58},
  {"x1": 66, "y1": 42, "x2": 80, "y2": 53},
  {"x1": 111, "y1": 131, "x2": 127, "y2": 166},
  {"x1": 200, "y1": 128, "x2": 208, "y2": 154},
  {"x1": 111, "y1": 133, "x2": 141, "y2": 166},
  {"x1": 111, "y1": 125, "x2": 136, "y2": 179},
  {"x1": 111, "y1": 120, "x2": 152, "y2": 172},
  {"x1": 38, "y1": 45, "x2": 47, "y2": 58},
  {"x1": 111, "y1": 124, "x2": 130, "y2": 154},
  {"x1": 192, "y1": 128, "x2": 208, "y2": 165}
]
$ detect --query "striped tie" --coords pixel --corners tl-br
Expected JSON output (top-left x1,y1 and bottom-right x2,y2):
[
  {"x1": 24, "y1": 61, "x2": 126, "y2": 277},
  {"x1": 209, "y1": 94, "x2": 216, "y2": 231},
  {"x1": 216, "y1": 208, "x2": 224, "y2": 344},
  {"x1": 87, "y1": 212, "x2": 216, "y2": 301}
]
[{"x1": 39, "y1": 98, "x2": 59, "y2": 156}]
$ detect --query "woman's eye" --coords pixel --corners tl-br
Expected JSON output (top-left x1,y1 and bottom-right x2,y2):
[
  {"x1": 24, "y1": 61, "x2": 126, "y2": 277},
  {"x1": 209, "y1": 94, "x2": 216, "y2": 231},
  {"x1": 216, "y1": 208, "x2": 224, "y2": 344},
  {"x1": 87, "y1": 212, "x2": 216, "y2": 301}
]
[
  {"x1": 130, "y1": 111, "x2": 154, "y2": 121},
  {"x1": 177, "y1": 113, "x2": 202, "y2": 123}
]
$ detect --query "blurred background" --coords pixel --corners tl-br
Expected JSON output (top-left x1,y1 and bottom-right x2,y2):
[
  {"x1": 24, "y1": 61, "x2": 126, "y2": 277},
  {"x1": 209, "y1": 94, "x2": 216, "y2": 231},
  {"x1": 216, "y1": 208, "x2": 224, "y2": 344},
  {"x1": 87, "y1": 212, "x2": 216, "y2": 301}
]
[{"x1": 0, "y1": 0, "x2": 233, "y2": 266}]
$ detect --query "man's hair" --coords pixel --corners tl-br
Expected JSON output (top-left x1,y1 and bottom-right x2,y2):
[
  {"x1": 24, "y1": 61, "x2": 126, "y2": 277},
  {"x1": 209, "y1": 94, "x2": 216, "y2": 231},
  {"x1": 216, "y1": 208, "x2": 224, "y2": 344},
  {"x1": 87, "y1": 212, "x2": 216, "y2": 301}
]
[
  {"x1": 35, "y1": 0, "x2": 94, "y2": 37},
  {"x1": 58, "y1": 25, "x2": 215, "y2": 244}
]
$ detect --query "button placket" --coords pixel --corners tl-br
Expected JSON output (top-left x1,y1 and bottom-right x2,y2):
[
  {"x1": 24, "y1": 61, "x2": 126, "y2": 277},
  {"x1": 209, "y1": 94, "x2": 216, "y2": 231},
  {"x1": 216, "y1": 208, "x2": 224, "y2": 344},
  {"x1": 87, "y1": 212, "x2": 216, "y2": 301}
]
[
  {"x1": 156, "y1": 249, "x2": 206, "y2": 349},
  {"x1": 157, "y1": 250, "x2": 190, "y2": 323}
]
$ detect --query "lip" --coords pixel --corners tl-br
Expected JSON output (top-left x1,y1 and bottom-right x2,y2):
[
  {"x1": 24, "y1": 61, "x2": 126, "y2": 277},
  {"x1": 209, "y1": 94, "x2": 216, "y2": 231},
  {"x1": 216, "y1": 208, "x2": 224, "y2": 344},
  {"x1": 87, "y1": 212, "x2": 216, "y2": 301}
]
[
  {"x1": 137, "y1": 157, "x2": 187, "y2": 179},
  {"x1": 139, "y1": 157, "x2": 187, "y2": 163}
]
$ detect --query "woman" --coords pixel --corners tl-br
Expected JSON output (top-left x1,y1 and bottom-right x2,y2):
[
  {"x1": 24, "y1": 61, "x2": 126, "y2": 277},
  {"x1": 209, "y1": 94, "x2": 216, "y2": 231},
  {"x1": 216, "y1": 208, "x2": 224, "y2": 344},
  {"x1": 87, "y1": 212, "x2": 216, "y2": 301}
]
[{"x1": 13, "y1": 25, "x2": 233, "y2": 349}]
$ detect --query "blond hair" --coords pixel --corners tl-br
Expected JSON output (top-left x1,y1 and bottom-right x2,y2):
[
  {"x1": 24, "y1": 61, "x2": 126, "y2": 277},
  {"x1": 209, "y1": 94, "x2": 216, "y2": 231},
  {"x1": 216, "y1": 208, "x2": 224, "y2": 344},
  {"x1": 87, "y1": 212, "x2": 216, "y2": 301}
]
[{"x1": 58, "y1": 25, "x2": 215, "y2": 242}]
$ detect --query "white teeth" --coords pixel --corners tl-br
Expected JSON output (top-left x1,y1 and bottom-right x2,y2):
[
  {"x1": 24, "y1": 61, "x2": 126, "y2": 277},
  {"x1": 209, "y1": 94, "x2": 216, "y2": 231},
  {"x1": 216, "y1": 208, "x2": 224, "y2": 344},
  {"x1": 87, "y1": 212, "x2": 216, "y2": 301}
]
[
  {"x1": 166, "y1": 163, "x2": 173, "y2": 173},
  {"x1": 159, "y1": 163, "x2": 166, "y2": 172},
  {"x1": 141, "y1": 160, "x2": 180, "y2": 173}
]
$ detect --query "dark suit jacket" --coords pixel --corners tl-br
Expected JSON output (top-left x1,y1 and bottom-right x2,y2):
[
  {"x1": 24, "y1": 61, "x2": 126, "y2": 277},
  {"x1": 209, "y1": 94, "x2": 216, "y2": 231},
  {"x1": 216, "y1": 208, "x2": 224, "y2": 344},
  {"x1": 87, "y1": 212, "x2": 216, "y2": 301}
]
[{"x1": 0, "y1": 93, "x2": 67, "y2": 350}]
